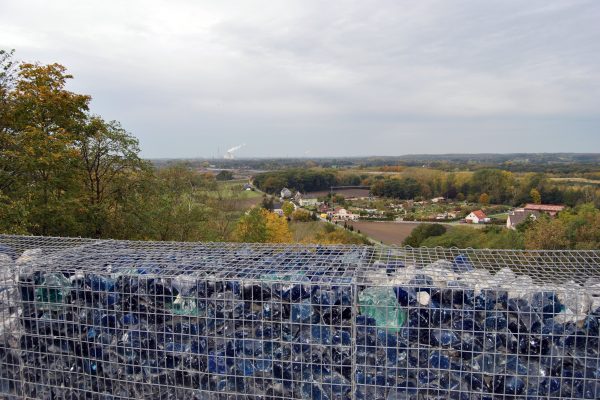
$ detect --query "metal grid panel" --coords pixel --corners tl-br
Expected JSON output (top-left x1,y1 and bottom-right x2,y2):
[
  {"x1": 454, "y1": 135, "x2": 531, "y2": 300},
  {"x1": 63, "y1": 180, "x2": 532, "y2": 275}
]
[{"x1": 1, "y1": 235, "x2": 600, "y2": 399}]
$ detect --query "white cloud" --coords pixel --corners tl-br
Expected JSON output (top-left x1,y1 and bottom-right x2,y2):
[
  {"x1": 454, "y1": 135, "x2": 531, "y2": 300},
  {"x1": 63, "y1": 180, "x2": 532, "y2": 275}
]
[{"x1": 1, "y1": 0, "x2": 598, "y2": 157}]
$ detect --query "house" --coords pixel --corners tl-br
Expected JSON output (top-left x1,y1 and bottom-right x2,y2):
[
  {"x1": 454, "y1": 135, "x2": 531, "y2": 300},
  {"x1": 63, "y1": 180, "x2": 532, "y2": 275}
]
[
  {"x1": 506, "y1": 209, "x2": 540, "y2": 230},
  {"x1": 524, "y1": 204, "x2": 565, "y2": 217},
  {"x1": 242, "y1": 183, "x2": 254, "y2": 191},
  {"x1": 272, "y1": 202, "x2": 284, "y2": 216},
  {"x1": 465, "y1": 210, "x2": 490, "y2": 224},
  {"x1": 293, "y1": 192, "x2": 303, "y2": 203},
  {"x1": 317, "y1": 204, "x2": 329, "y2": 213},
  {"x1": 299, "y1": 198, "x2": 319, "y2": 207},
  {"x1": 328, "y1": 207, "x2": 359, "y2": 221},
  {"x1": 280, "y1": 188, "x2": 292, "y2": 199}
]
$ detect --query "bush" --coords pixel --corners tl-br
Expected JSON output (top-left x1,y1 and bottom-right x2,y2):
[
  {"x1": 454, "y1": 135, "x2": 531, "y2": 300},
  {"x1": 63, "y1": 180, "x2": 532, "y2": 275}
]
[
  {"x1": 291, "y1": 209, "x2": 312, "y2": 222},
  {"x1": 215, "y1": 170, "x2": 234, "y2": 181},
  {"x1": 403, "y1": 223, "x2": 447, "y2": 247}
]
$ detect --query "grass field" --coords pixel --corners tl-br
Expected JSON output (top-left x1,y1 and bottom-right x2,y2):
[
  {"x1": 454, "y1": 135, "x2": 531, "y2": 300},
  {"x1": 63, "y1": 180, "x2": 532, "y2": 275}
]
[
  {"x1": 550, "y1": 177, "x2": 600, "y2": 186},
  {"x1": 211, "y1": 180, "x2": 263, "y2": 198},
  {"x1": 289, "y1": 221, "x2": 370, "y2": 244},
  {"x1": 306, "y1": 188, "x2": 371, "y2": 198}
]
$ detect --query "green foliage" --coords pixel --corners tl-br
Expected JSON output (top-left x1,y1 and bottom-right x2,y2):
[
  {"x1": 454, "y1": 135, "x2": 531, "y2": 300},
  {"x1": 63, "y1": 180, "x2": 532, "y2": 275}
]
[
  {"x1": 253, "y1": 169, "x2": 337, "y2": 194},
  {"x1": 261, "y1": 195, "x2": 274, "y2": 211},
  {"x1": 234, "y1": 208, "x2": 268, "y2": 242},
  {"x1": 291, "y1": 208, "x2": 312, "y2": 222},
  {"x1": 0, "y1": 50, "x2": 233, "y2": 241},
  {"x1": 371, "y1": 177, "x2": 420, "y2": 199},
  {"x1": 403, "y1": 223, "x2": 447, "y2": 247},
  {"x1": 282, "y1": 201, "x2": 295, "y2": 217},
  {"x1": 234, "y1": 208, "x2": 292, "y2": 243},
  {"x1": 524, "y1": 203, "x2": 600, "y2": 249},
  {"x1": 422, "y1": 226, "x2": 524, "y2": 249},
  {"x1": 419, "y1": 203, "x2": 600, "y2": 250},
  {"x1": 215, "y1": 170, "x2": 234, "y2": 181},
  {"x1": 530, "y1": 188, "x2": 541, "y2": 204}
]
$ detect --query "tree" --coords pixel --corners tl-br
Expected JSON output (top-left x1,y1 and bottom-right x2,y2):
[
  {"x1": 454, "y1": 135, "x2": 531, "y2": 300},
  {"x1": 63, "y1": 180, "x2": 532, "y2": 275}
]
[
  {"x1": 234, "y1": 208, "x2": 292, "y2": 243},
  {"x1": 403, "y1": 223, "x2": 447, "y2": 247},
  {"x1": 530, "y1": 188, "x2": 542, "y2": 204},
  {"x1": 215, "y1": 170, "x2": 234, "y2": 181},
  {"x1": 0, "y1": 49, "x2": 18, "y2": 192},
  {"x1": 234, "y1": 207, "x2": 268, "y2": 243},
  {"x1": 77, "y1": 116, "x2": 146, "y2": 236},
  {"x1": 471, "y1": 169, "x2": 514, "y2": 204},
  {"x1": 261, "y1": 195, "x2": 274, "y2": 211},
  {"x1": 291, "y1": 208, "x2": 312, "y2": 222},
  {"x1": 264, "y1": 210, "x2": 292, "y2": 243},
  {"x1": 282, "y1": 201, "x2": 295, "y2": 218},
  {"x1": 524, "y1": 217, "x2": 569, "y2": 249},
  {"x1": 9, "y1": 62, "x2": 91, "y2": 235},
  {"x1": 479, "y1": 193, "x2": 490, "y2": 205}
]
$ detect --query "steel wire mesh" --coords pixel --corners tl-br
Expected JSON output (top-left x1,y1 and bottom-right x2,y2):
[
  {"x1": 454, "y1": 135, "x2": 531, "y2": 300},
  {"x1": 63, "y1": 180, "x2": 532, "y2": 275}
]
[{"x1": 1, "y1": 234, "x2": 600, "y2": 399}]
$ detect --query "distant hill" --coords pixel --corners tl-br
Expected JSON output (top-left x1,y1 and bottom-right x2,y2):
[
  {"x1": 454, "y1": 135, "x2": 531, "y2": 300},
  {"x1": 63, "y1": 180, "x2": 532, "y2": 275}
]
[{"x1": 151, "y1": 153, "x2": 600, "y2": 174}]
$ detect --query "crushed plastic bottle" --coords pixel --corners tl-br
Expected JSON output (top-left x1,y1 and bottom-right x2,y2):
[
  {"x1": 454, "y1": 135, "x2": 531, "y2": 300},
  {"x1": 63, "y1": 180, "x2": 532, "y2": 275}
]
[
  {"x1": 358, "y1": 287, "x2": 406, "y2": 331},
  {"x1": 35, "y1": 273, "x2": 71, "y2": 309},
  {"x1": 169, "y1": 275, "x2": 200, "y2": 316}
]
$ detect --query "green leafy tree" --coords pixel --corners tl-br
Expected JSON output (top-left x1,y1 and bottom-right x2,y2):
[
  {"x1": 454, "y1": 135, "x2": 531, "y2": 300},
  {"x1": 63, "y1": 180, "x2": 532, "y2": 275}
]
[
  {"x1": 234, "y1": 208, "x2": 268, "y2": 242},
  {"x1": 261, "y1": 195, "x2": 274, "y2": 211},
  {"x1": 291, "y1": 208, "x2": 312, "y2": 222},
  {"x1": 524, "y1": 217, "x2": 569, "y2": 249},
  {"x1": 530, "y1": 188, "x2": 542, "y2": 204},
  {"x1": 282, "y1": 201, "x2": 295, "y2": 218},
  {"x1": 403, "y1": 223, "x2": 447, "y2": 247},
  {"x1": 215, "y1": 170, "x2": 234, "y2": 181},
  {"x1": 77, "y1": 116, "x2": 146, "y2": 236}
]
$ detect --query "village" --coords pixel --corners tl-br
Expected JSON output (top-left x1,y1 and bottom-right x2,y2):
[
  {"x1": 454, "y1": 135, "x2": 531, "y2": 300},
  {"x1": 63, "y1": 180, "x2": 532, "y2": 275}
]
[{"x1": 240, "y1": 184, "x2": 567, "y2": 236}]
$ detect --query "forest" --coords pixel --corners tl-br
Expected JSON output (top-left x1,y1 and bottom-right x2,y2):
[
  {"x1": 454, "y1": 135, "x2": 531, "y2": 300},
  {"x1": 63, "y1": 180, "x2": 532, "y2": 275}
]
[{"x1": 254, "y1": 167, "x2": 600, "y2": 208}]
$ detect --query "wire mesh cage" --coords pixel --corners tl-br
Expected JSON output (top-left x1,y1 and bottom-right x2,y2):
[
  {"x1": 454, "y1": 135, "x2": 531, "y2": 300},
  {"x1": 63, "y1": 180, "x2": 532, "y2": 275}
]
[{"x1": 1, "y1": 235, "x2": 600, "y2": 399}]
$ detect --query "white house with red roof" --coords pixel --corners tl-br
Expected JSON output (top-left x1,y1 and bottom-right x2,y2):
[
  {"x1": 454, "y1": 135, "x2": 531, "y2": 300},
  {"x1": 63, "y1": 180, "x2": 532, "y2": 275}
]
[{"x1": 465, "y1": 210, "x2": 490, "y2": 224}]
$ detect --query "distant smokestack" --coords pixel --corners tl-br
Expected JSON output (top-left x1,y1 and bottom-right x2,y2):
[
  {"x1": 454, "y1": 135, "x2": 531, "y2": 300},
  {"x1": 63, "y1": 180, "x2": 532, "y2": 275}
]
[{"x1": 224, "y1": 144, "x2": 245, "y2": 159}]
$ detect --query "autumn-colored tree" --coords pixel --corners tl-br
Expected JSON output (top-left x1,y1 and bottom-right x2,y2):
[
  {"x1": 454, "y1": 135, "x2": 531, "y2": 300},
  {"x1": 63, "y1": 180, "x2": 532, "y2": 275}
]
[
  {"x1": 291, "y1": 208, "x2": 312, "y2": 222},
  {"x1": 530, "y1": 188, "x2": 542, "y2": 204},
  {"x1": 234, "y1": 208, "x2": 292, "y2": 243},
  {"x1": 10, "y1": 62, "x2": 90, "y2": 235},
  {"x1": 479, "y1": 193, "x2": 490, "y2": 205},
  {"x1": 264, "y1": 210, "x2": 292, "y2": 243}
]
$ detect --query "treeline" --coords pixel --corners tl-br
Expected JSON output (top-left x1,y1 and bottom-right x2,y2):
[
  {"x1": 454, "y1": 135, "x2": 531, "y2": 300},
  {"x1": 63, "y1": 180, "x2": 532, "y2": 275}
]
[
  {"x1": 404, "y1": 204, "x2": 600, "y2": 250},
  {"x1": 253, "y1": 169, "x2": 360, "y2": 193},
  {"x1": 254, "y1": 166, "x2": 600, "y2": 207},
  {"x1": 0, "y1": 50, "x2": 241, "y2": 241},
  {"x1": 372, "y1": 169, "x2": 600, "y2": 206},
  {"x1": 177, "y1": 154, "x2": 600, "y2": 174}
]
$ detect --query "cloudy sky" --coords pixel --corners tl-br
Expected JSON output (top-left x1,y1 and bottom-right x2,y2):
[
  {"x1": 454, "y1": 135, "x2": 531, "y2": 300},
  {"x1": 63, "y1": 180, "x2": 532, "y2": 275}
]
[{"x1": 1, "y1": 0, "x2": 599, "y2": 158}]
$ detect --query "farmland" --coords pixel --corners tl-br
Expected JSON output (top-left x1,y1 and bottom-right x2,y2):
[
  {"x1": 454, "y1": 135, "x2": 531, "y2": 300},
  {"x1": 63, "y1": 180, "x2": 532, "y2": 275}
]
[{"x1": 346, "y1": 221, "x2": 422, "y2": 245}]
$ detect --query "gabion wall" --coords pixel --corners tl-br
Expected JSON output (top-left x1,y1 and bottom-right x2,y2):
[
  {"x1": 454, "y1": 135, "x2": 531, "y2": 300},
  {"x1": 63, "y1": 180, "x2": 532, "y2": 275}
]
[{"x1": 1, "y1": 235, "x2": 600, "y2": 399}]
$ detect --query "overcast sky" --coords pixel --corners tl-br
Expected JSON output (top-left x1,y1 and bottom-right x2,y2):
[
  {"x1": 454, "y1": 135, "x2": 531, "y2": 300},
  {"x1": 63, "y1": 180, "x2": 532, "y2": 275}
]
[{"x1": 1, "y1": 0, "x2": 599, "y2": 158}]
